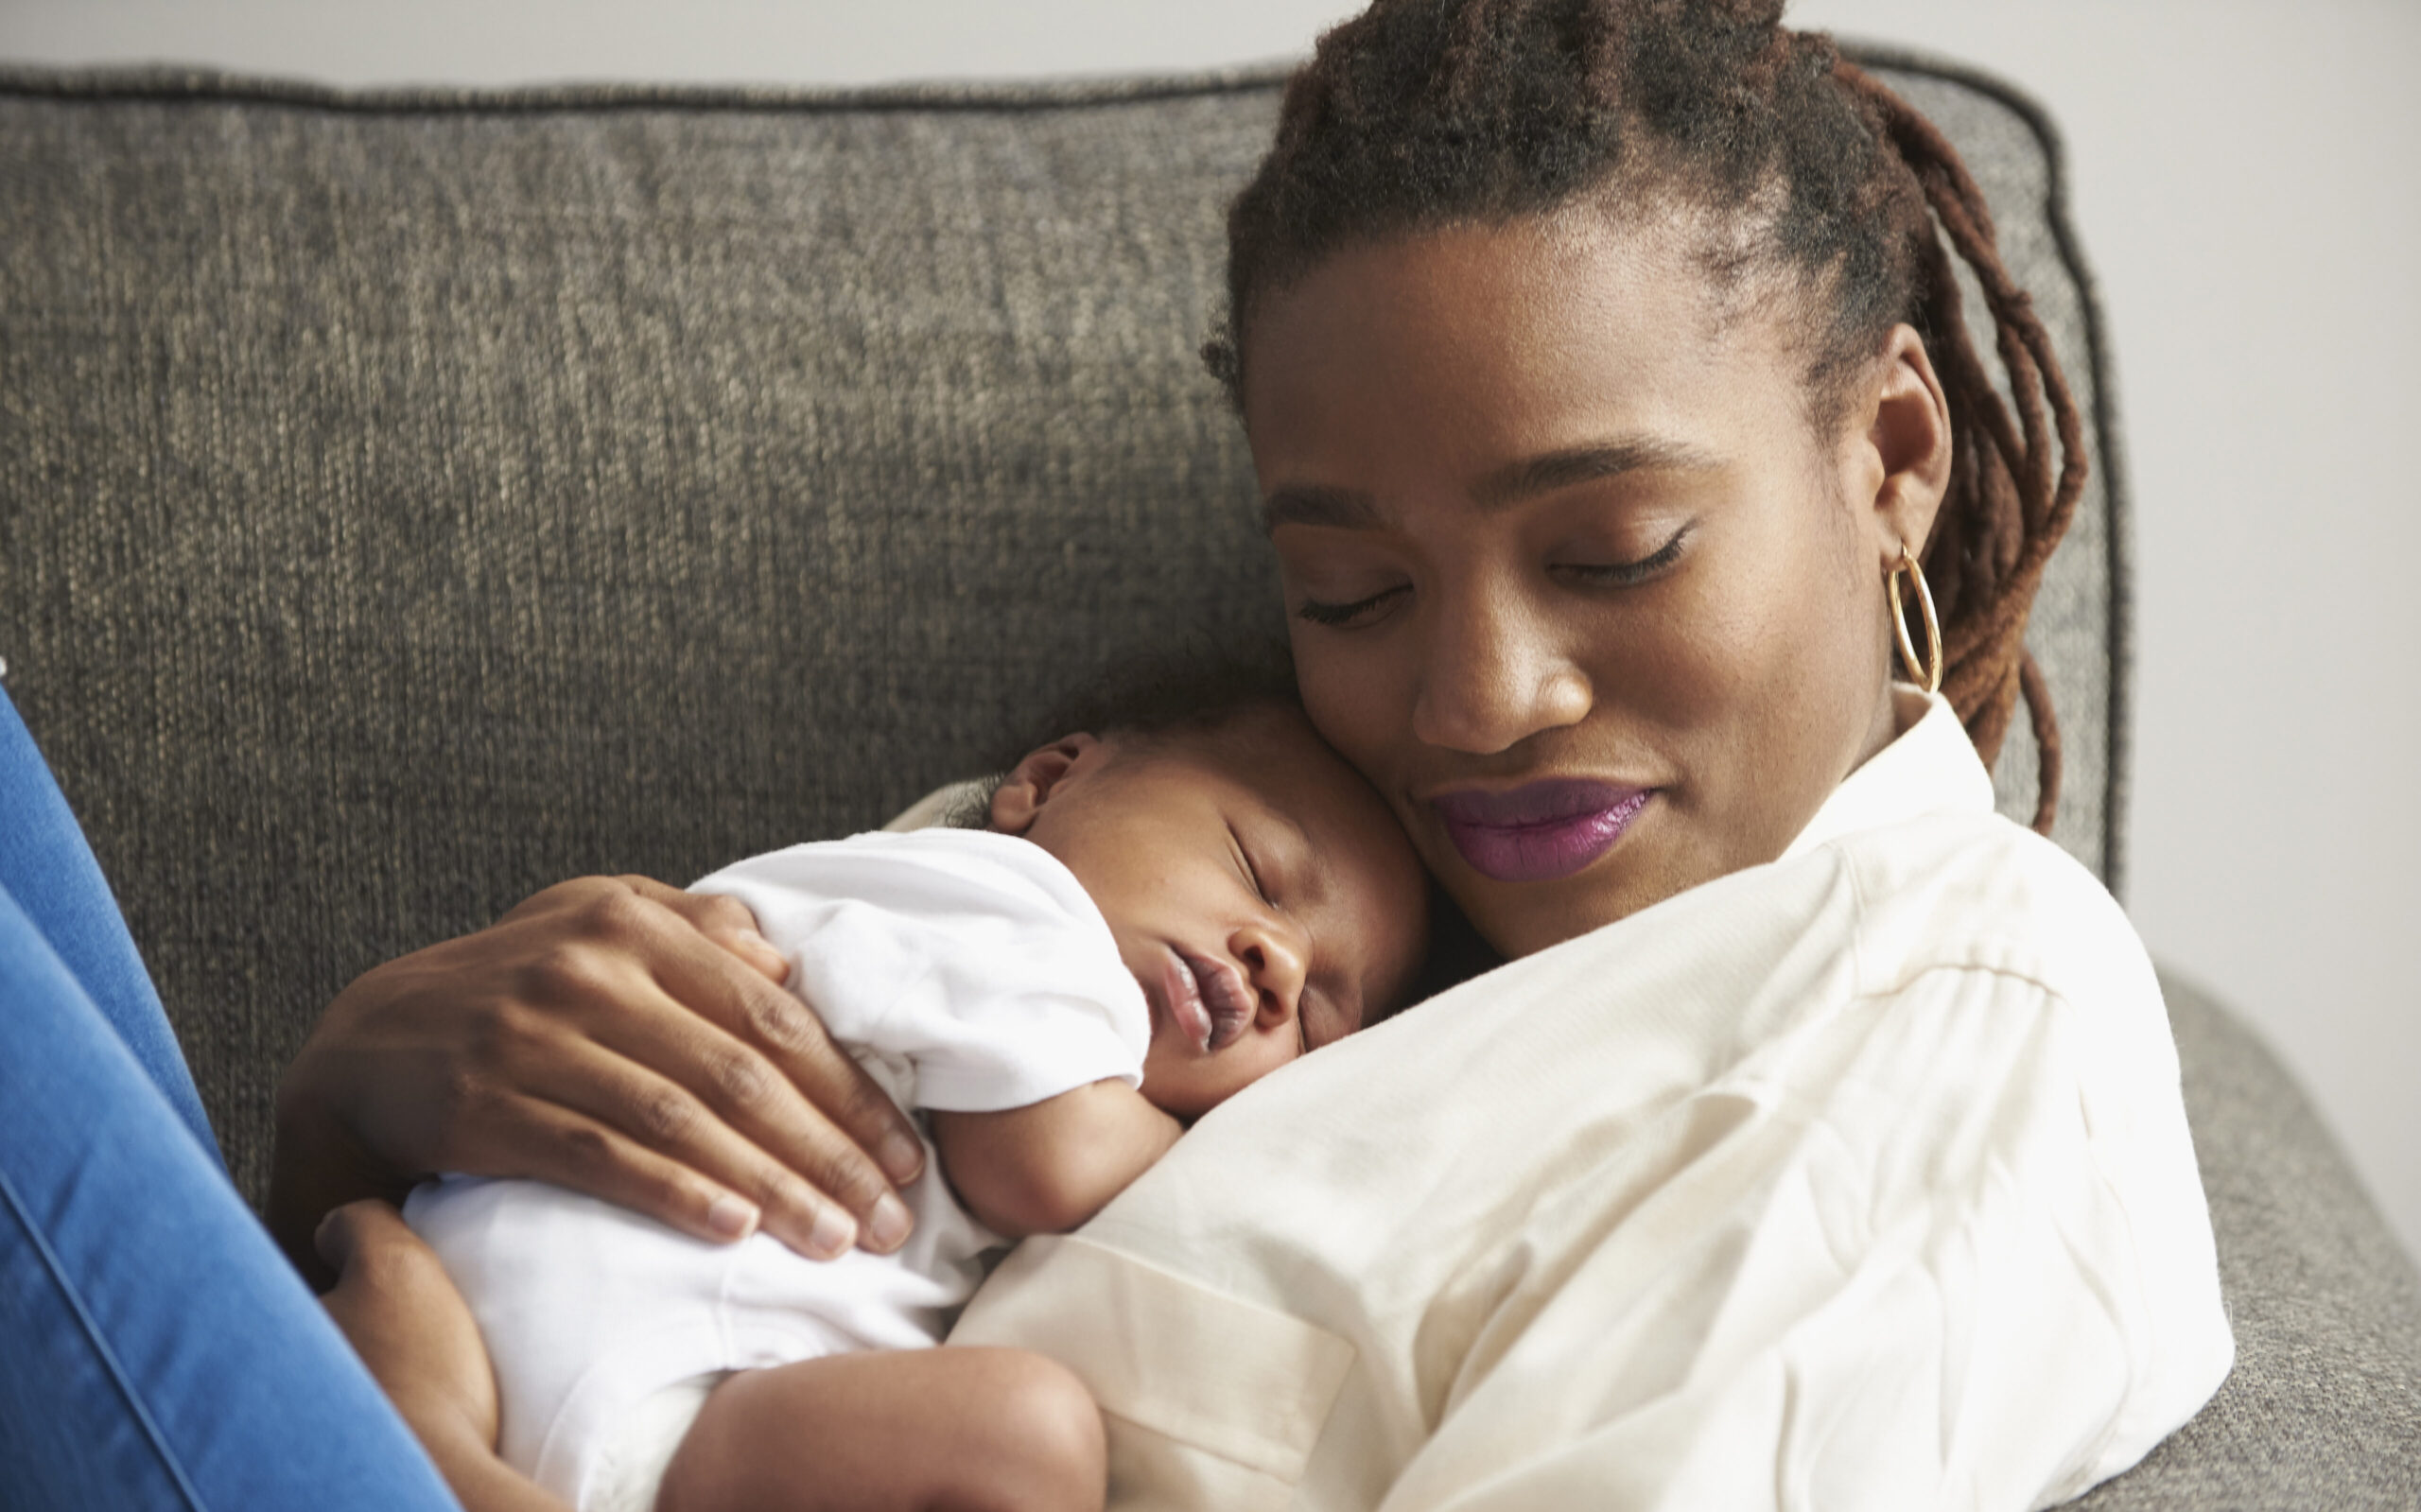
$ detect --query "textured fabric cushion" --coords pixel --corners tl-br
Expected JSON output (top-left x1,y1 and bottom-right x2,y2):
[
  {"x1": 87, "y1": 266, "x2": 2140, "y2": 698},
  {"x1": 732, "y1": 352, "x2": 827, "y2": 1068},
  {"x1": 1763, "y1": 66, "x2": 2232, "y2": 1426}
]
[
  {"x1": 0, "y1": 53, "x2": 2412, "y2": 1504},
  {"x1": 2075, "y1": 975, "x2": 2421, "y2": 1508}
]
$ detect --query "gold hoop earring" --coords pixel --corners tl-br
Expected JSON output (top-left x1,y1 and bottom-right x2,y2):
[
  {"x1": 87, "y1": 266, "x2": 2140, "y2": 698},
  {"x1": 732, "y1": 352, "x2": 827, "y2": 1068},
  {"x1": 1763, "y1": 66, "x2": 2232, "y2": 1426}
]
[{"x1": 1889, "y1": 543, "x2": 1943, "y2": 695}]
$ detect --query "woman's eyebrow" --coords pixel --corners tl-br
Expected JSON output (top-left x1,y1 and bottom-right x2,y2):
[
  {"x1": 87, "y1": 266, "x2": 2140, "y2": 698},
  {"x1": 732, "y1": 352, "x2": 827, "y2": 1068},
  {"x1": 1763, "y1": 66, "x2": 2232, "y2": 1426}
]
[
  {"x1": 1262, "y1": 437, "x2": 1720, "y2": 532},
  {"x1": 1262, "y1": 483, "x2": 1376, "y2": 533},
  {"x1": 1470, "y1": 438, "x2": 1722, "y2": 511}
]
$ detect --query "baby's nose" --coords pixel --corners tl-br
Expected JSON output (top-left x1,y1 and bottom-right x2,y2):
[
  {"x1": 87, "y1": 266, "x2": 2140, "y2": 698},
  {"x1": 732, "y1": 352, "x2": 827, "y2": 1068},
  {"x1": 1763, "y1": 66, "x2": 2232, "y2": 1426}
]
[{"x1": 1233, "y1": 918, "x2": 1310, "y2": 1021}]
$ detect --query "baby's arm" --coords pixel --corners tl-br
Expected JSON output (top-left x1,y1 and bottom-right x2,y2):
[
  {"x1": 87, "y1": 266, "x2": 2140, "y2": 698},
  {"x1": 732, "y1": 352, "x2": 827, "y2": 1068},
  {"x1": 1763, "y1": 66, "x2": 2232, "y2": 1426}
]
[
  {"x1": 930, "y1": 1082, "x2": 1181, "y2": 1238},
  {"x1": 316, "y1": 1201, "x2": 573, "y2": 1512}
]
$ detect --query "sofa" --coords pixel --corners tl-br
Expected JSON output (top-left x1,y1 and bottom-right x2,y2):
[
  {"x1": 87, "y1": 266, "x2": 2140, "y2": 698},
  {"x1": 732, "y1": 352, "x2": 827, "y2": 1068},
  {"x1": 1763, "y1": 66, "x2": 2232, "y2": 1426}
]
[{"x1": 1, "y1": 49, "x2": 2414, "y2": 1506}]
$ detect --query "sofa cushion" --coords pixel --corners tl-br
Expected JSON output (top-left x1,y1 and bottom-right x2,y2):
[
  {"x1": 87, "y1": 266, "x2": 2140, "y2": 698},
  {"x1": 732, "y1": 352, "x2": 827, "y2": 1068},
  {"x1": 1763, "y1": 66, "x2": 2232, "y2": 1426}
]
[{"x1": 2073, "y1": 974, "x2": 2421, "y2": 1508}]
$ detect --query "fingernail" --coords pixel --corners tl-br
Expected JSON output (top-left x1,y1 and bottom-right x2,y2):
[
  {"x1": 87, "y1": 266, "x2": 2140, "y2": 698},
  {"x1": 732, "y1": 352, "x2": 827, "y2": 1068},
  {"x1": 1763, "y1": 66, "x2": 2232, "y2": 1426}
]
[
  {"x1": 878, "y1": 1131, "x2": 925, "y2": 1185},
  {"x1": 865, "y1": 1193, "x2": 913, "y2": 1252},
  {"x1": 809, "y1": 1203, "x2": 858, "y2": 1259},
  {"x1": 705, "y1": 1194, "x2": 759, "y2": 1241}
]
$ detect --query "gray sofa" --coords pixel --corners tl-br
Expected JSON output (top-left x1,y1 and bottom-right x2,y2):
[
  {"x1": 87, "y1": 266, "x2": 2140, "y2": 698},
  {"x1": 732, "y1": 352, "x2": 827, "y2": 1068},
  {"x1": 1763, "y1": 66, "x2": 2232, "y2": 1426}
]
[{"x1": 2, "y1": 51, "x2": 2415, "y2": 1507}]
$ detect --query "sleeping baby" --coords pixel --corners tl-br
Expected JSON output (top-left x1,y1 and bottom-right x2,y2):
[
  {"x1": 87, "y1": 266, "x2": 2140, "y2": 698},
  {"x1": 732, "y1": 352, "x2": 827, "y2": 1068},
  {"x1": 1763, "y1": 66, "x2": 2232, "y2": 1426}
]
[{"x1": 401, "y1": 680, "x2": 1430, "y2": 1512}]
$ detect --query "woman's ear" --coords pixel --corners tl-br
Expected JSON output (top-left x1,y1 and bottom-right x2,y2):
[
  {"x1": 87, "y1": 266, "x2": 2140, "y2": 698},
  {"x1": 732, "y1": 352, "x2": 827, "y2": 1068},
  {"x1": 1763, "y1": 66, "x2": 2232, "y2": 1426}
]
[
  {"x1": 1859, "y1": 323, "x2": 1953, "y2": 567},
  {"x1": 988, "y1": 733, "x2": 1104, "y2": 835}
]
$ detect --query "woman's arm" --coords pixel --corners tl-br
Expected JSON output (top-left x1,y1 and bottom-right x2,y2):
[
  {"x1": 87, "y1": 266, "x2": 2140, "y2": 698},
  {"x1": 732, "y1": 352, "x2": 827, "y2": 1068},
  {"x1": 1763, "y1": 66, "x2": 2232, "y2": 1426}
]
[
  {"x1": 316, "y1": 1202, "x2": 571, "y2": 1512},
  {"x1": 931, "y1": 1083, "x2": 1183, "y2": 1238},
  {"x1": 1380, "y1": 963, "x2": 2232, "y2": 1512},
  {"x1": 270, "y1": 875, "x2": 930, "y2": 1284}
]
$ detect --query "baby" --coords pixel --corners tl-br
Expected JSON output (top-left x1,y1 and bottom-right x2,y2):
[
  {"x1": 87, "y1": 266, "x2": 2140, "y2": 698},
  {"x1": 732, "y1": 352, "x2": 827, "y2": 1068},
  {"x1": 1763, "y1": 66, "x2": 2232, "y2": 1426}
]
[{"x1": 402, "y1": 686, "x2": 1430, "y2": 1512}]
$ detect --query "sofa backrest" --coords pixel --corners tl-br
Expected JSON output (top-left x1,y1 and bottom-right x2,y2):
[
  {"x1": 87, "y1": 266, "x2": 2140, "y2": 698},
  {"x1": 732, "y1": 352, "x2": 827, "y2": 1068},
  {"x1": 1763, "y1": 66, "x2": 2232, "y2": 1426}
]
[{"x1": 0, "y1": 55, "x2": 2126, "y2": 1202}]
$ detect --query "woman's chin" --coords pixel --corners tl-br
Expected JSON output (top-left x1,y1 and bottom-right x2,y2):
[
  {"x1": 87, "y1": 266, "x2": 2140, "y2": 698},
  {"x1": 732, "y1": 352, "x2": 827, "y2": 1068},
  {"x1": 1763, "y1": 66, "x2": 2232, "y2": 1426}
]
[
  {"x1": 1441, "y1": 842, "x2": 1707, "y2": 959},
  {"x1": 1459, "y1": 884, "x2": 1618, "y2": 960}
]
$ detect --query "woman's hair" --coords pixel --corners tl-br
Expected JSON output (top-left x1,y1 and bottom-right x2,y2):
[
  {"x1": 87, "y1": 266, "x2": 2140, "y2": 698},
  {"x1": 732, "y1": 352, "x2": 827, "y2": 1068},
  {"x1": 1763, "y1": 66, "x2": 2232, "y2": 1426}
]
[{"x1": 1205, "y1": 0, "x2": 2082, "y2": 832}]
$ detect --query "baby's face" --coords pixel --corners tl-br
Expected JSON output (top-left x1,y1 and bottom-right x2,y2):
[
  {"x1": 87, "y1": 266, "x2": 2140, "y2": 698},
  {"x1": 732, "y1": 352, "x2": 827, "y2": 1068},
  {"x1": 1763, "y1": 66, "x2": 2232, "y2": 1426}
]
[{"x1": 996, "y1": 704, "x2": 1429, "y2": 1119}]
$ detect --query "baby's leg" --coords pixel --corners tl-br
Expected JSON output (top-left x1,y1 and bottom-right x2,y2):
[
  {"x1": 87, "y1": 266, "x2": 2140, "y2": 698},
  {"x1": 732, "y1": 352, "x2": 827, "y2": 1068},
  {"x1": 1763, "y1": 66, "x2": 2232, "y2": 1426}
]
[{"x1": 654, "y1": 1347, "x2": 1105, "y2": 1512}]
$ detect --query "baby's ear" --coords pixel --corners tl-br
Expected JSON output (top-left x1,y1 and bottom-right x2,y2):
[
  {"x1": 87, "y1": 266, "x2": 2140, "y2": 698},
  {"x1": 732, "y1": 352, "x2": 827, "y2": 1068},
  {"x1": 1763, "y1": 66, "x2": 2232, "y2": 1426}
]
[{"x1": 987, "y1": 733, "x2": 1102, "y2": 834}]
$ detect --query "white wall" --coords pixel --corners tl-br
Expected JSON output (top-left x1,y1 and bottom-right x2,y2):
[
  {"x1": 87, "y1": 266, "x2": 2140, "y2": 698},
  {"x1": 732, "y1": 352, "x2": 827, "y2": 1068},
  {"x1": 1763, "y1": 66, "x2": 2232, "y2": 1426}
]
[{"x1": 9, "y1": 1, "x2": 2417, "y2": 1261}]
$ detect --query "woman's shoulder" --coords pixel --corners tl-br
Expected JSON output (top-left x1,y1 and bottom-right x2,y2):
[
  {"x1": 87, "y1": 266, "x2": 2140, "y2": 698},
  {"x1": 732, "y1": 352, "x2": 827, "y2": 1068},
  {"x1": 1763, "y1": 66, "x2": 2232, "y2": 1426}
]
[{"x1": 1825, "y1": 805, "x2": 2159, "y2": 1020}]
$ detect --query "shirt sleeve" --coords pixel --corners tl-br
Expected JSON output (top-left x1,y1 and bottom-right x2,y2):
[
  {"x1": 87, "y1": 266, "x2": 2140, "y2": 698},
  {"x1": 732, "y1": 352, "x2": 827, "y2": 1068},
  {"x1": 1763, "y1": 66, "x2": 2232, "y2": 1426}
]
[
  {"x1": 692, "y1": 832, "x2": 1151, "y2": 1114},
  {"x1": 1374, "y1": 961, "x2": 2233, "y2": 1512}
]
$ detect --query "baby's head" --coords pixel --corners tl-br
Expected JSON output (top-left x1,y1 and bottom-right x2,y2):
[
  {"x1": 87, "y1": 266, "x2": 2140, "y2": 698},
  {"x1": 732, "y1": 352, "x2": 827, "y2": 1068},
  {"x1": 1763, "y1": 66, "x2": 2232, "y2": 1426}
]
[{"x1": 988, "y1": 686, "x2": 1428, "y2": 1119}]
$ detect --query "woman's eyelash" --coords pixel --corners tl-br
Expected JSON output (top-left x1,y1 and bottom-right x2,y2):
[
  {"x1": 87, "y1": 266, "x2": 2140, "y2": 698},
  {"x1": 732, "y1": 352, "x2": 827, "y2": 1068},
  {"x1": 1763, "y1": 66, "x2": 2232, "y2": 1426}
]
[
  {"x1": 1296, "y1": 525, "x2": 1693, "y2": 624},
  {"x1": 1295, "y1": 584, "x2": 1406, "y2": 627},
  {"x1": 1560, "y1": 524, "x2": 1693, "y2": 585}
]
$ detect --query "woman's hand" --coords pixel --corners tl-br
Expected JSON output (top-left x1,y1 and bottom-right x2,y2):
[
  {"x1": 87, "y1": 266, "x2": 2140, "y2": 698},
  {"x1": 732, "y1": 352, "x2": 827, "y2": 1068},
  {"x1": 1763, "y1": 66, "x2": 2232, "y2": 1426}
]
[{"x1": 270, "y1": 876, "x2": 926, "y2": 1281}]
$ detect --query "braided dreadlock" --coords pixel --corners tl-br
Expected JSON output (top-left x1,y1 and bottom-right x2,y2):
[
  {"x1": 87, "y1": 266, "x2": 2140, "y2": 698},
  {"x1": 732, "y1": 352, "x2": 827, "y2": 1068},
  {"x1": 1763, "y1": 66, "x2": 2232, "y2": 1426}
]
[{"x1": 1206, "y1": 0, "x2": 2084, "y2": 833}]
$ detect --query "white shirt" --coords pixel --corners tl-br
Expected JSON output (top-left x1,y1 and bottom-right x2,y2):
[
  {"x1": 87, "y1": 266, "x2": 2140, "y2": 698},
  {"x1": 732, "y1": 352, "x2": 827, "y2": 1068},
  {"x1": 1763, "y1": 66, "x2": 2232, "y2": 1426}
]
[
  {"x1": 952, "y1": 691, "x2": 2233, "y2": 1512},
  {"x1": 407, "y1": 828, "x2": 1150, "y2": 1507}
]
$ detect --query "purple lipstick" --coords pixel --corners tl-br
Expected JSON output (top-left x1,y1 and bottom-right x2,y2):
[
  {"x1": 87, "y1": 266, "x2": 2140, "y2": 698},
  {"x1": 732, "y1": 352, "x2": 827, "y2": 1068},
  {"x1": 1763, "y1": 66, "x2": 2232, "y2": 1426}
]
[{"x1": 1431, "y1": 779, "x2": 1651, "y2": 883}]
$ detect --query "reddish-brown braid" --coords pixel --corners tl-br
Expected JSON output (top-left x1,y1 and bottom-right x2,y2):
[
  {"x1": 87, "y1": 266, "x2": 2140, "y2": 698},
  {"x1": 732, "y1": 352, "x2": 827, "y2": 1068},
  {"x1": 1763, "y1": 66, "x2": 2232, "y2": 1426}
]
[
  {"x1": 1831, "y1": 62, "x2": 2084, "y2": 828},
  {"x1": 1206, "y1": 0, "x2": 2085, "y2": 833}
]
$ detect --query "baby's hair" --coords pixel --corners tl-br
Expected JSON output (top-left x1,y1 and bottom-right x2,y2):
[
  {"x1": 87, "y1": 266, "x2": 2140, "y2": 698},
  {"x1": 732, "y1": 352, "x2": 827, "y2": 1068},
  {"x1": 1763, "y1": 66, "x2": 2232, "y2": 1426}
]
[
  {"x1": 991, "y1": 640, "x2": 1476, "y2": 1018},
  {"x1": 1204, "y1": 0, "x2": 2081, "y2": 832},
  {"x1": 989, "y1": 639, "x2": 1304, "y2": 773},
  {"x1": 940, "y1": 641, "x2": 1302, "y2": 830}
]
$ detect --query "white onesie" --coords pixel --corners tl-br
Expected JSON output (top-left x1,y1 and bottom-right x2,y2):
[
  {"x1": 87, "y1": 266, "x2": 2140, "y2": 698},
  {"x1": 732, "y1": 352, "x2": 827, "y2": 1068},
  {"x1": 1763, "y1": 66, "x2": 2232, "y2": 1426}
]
[{"x1": 404, "y1": 828, "x2": 1150, "y2": 1512}]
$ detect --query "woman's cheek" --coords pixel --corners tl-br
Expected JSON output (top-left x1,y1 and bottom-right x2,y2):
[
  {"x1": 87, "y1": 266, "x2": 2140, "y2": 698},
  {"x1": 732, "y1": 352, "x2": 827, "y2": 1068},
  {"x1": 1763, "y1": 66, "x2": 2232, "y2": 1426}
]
[{"x1": 1289, "y1": 625, "x2": 1402, "y2": 783}]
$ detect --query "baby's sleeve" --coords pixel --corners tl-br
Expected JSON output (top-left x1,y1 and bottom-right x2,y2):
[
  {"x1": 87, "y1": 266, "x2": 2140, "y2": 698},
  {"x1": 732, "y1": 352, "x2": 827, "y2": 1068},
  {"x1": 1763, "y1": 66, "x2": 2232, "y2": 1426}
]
[{"x1": 693, "y1": 831, "x2": 1150, "y2": 1116}]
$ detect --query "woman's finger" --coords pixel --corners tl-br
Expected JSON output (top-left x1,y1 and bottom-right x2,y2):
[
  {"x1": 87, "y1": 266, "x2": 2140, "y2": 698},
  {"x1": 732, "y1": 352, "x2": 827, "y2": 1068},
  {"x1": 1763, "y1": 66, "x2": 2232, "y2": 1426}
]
[
  {"x1": 617, "y1": 877, "x2": 926, "y2": 1189},
  {"x1": 609, "y1": 875, "x2": 792, "y2": 985},
  {"x1": 532, "y1": 881, "x2": 926, "y2": 1229},
  {"x1": 485, "y1": 877, "x2": 925, "y2": 1210},
  {"x1": 513, "y1": 1030, "x2": 875, "y2": 1260},
  {"x1": 622, "y1": 908, "x2": 927, "y2": 1185}
]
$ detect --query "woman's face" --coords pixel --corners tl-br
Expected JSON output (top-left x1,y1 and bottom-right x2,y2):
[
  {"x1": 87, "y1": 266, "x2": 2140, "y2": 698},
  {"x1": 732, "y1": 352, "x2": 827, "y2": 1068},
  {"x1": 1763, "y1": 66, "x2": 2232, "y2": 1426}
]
[{"x1": 1241, "y1": 209, "x2": 1948, "y2": 956}]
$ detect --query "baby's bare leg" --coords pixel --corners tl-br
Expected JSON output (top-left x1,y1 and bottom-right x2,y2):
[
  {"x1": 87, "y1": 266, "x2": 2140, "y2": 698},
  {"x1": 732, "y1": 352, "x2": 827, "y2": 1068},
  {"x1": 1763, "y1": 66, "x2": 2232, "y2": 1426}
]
[{"x1": 654, "y1": 1347, "x2": 1105, "y2": 1512}]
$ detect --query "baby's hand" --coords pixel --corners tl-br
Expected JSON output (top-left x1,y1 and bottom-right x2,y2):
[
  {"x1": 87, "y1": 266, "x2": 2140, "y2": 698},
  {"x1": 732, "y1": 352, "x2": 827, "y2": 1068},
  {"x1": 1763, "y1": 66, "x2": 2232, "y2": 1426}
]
[{"x1": 318, "y1": 1200, "x2": 501, "y2": 1462}]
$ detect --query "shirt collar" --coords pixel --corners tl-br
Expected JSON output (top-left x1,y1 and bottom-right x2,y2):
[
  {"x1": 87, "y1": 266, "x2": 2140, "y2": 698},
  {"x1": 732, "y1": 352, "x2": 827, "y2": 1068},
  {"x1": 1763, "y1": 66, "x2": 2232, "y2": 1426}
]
[{"x1": 1778, "y1": 685, "x2": 1997, "y2": 864}]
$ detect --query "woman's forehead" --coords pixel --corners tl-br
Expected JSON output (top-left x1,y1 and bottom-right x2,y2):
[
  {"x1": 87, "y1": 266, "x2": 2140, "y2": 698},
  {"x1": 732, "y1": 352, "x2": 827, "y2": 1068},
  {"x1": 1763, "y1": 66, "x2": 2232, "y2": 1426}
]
[
  {"x1": 1239, "y1": 214, "x2": 1811, "y2": 480},
  {"x1": 1245, "y1": 210, "x2": 1759, "y2": 372}
]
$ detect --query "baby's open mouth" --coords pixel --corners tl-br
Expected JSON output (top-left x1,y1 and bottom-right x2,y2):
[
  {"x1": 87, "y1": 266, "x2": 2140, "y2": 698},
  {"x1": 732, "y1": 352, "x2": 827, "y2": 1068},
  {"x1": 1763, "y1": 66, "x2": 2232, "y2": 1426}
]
[{"x1": 1159, "y1": 948, "x2": 1255, "y2": 1052}]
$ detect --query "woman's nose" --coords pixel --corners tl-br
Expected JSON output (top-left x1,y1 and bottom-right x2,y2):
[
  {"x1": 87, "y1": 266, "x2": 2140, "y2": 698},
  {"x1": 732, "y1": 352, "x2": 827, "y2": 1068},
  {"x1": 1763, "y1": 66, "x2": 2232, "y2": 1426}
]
[
  {"x1": 1231, "y1": 916, "x2": 1310, "y2": 1028},
  {"x1": 1410, "y1": 583, "x2": 1593, "y2": 755}
]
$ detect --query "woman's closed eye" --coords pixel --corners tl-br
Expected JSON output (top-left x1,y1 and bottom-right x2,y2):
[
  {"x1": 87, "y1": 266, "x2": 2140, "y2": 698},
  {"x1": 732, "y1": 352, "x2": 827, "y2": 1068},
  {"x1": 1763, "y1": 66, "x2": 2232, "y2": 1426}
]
[
  {"x1": 1550, "y1": 521, "x2": 1694, "y2": 588},
  {"x1": 1295, "y1": 582, "x2": 1409, "y2": 629},
  {"x1": 1293, "y1": 522, "x2": 1694, "y2": 626}
]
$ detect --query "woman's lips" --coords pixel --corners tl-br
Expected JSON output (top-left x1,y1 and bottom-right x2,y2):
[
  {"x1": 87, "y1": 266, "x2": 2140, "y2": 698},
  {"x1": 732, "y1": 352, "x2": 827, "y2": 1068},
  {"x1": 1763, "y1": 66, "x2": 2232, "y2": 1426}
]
[
  {"x1": 1430, "y1": 779, "x2": 1653, "y2": 883},
  {"x1": 1153, "y1": 948, "x2": 1255, "y2": 1053}
]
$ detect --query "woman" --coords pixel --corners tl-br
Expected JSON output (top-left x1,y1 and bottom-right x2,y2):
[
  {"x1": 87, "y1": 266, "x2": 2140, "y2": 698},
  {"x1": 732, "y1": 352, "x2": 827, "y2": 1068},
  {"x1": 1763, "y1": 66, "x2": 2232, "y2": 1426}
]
[{"x1": 6, "y1": 2, "x2": 2228, "y2": 1507}]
